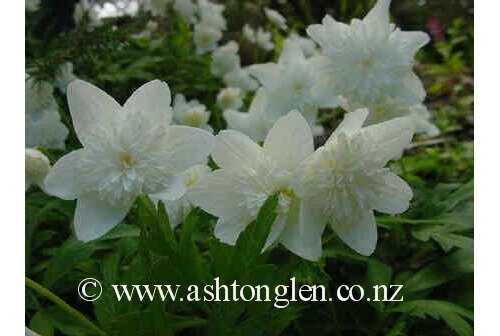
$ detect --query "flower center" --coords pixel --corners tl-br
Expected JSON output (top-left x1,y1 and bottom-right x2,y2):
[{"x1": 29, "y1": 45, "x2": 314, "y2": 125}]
[
  {"x1": 181, "y1": 107, "x2": 206, "y2": 127},
  {"x1": 292, "y1": 82, "x2": 304, "y2": 93},
  {"x1": 360, "y1": 57, "x2": 375, "y2": 68},
  {"x1": 119, "y1": 151, "x2": 135, "y2": 171}
]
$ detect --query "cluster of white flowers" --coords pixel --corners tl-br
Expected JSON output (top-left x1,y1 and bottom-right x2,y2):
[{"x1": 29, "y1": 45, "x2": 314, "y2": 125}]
[
  {"x1": 139, "y1": 0, "x2": 226, "y2": 53},
  {"x1": 264, "y1": 7, "x2": 287, "y2": 31},
  {"x1": 243, "y1": 24, "x2": 275, "y2": 51},
  {"x1": 31, "y1": 0, "x2": 440, "y2": 260},
  {"x1": 307, "y1": 0, "x2": 437, "y2": 134},
  {"x1": 25, "y1": 75, "x2": 69, "y2": 149},
  {"x1": 74, "y1": 0, "x2": 101, "y2": 29}
]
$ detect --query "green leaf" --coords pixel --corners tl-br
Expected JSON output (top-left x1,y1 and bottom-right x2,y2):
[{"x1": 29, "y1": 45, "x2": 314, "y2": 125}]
[
  {"x1": 30, "y1": 311, "x2": 55, "y2": 336},
  {"x1": 388, "y1": 300, "x2": 473, "y2": 336},
  {"x1": 136, "y1": 196, "x2": 176, "y2": 255},
  {"x1": 402, "y1": 249, "x2": 473, "y2": 295}
]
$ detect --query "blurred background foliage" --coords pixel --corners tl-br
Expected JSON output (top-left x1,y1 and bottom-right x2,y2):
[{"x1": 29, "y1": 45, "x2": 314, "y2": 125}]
[{"x1": 26, "y1": 1, "x2": 473, "y2": 335}]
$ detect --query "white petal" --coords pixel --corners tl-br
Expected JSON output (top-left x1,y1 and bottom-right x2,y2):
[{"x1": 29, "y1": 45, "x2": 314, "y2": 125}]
[
  {"x1": 212, "y1": 130, "x2": 265, "y2": 170},
  {"x1": 149, "y1": 174, "x2": 186, "y2": 202},
  {"x1": 43, "y1": 149, "x2": 87, "y2": 200},
  {"x1": 123, "y1": 80, "x2": 173, "y2": 125},
  {"x1": 263, "y1": 111, "x2": 314, "y2": 170},
  {"x1": 74, "y1": 193, "x2": 133, "y2": 242},
  {"x1": 371, "y1": 172, "x2": 413, "y2": 214},
  {"x1": 160, "y1": 126, "x2": 215, "y2": 173},
  {"x1": 332, "y1": 209, "x2": 377, "y2": 256},
  {"x1": 391, "y1": 30, "x2": 430, "y2": 59},
  {"x1": 67, "y1": 80, "x2": 121, "y2": 148},
  {"x1": 248, "y1": 63, "x2": 280, "y2": 87},
  {"x1": 187, "y1": 168, "x2": 267, "y2": 220},
  {"x1": 359, "y1": 116, "x2": 414, "y2": 166},
  {"x1": 328, "y1": 108, "x2": 369, "y2": 142},
  {"x1": 214, "y1": 215, "x2": 250, "y2": 245},
  {"x1": 263, "y1": 212, "x2": 288, "y2": 250},
  {"x1": 279, "y1": 201, "x2": 327, "y2": 261},
  {"x1": 364, "y1": 0, "x2": 391, "y2": 26}
]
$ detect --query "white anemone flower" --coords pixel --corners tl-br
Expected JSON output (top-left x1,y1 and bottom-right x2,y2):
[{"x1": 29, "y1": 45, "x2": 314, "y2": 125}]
[
  {"x1": 283, "y1": 33, "x2": 318, "y2": 58},
  {"x1": 25, "y1": 75, "x2": 58, "y2": 117},
  {"x1": 255, "y1": 27, "x2": 274, "y2": 51},
  {"x1": 193, "y1": 24, "x2": 222, "y2": 54},
  {"x1": 217, "y1": 87, "x2": 243, "y2": 111},
  {"x1": 55, "y1": 62, "x2": 77, "y2": 94},
  {"x1": 26, "y1": 109, "x2": 69, "y2": 149},
  {"x1": 249, "y1": 43, "x2": 332, "y2": 134},
  {"x1": 44, "y1": 80, "x2": 215, "y2": 242},
  {"x1": 25, "y1": 148, "x2": 50, "y2": 191},
  {"x1": 296, "y1": 109, "x2": 414, "y2": 255},
  {"x1": 306, "y1": 0, "x2": 429, "y2": 104},
  {"x1": 242, "y1": 24, "x2": 256, "y2": 43},
  {"x1": 223, "y1": 88, "x2": 274, "y2": 143},
  {"x1": 173, "y1": 0, "x2": 197, "y2": 24},
  {"x1": 211, "y1": 41, "x2": 240, "y2": 77},
  {"x1": 25, "y1": 76, "x2": 69, "y2": 149},
  {"x1": 197, "y1": 0, "x2": 226, "y2": 31},
  {"x1": 188, "y1": 111, "x2": 326, "y2": 261},
  {"x1": 341, "y1": 94, "x2": 440, "y2": 137},
  {"x1": 223, "y1": 66, "x2": 259, "y2": 92},
  {"x1": 172, "y1": 93, "x2": 212, "y2": 131},
  {"x1": 264, "y1": 7, "x2": 287, "y2": 31},
  {"x1": 152, "y1": 164, "x2": 211, "y2": 227}
]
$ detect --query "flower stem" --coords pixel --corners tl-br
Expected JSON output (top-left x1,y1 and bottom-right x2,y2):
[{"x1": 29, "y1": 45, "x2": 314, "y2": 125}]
[{"x1": 25, "y1": 277, "x2": 107, "y2": 336}]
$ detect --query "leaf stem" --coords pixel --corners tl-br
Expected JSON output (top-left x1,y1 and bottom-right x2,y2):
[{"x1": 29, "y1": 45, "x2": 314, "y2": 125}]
[{"x1": 25, "y1": 277, "x2": 107, "y2": 336}]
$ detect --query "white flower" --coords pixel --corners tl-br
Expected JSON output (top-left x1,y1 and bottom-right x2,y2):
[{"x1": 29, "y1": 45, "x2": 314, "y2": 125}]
[
  {"x1": 211, "y1": 41, "x2": 240, "y2": 77},
  {"x1": 306, "y1": 0, "x2": 429, "y2": 104},
  {"x1": 26, "y1": 109, "x2": 69, "y2": 149},
  {"x1": 25, "y1": 75, "x2": 58, "y2": 116},
  {"x1": 55, "y1": 62, "x2": 77, "y2": 94},
  {"x1": 217, "y1": 87, "x2": 243, "y2": 111},
  {"x1": 74, "y1": 0, "x2": 101, "y2": 28},
  {"x1": 223, "y1": 88, "x2": 274, "y2": 142},
  {"x1": 173, "y1": 0, "x2": 197, "y2": 24},
  {"x1": 193, "y1": 24, "x2": 222, "y2": 54},
  {"x1": 44, "y1": 80, "x2": 215, "y2": 242},
  {"x1": 264, "y1": 7, "x2": 287, "y2": 31},
  {"x1": 242, "y1": 24, "x2": 256, "y2": 43},
  {"x1": 255, "y1": 27, "x2": 274, "y2": 51},
  {"x1": 188, "y1": 111, "x2": 326, "y2": 261},
  {"x1": 249, "y1": 43, "x2": 333, "y2": 133},
  {"x1": 223, "y1": 66, "x2": 259, "y2": 92},
  {"x1": 152, "y1": 164, "x2": 211, "y2": 227},
  {"x1": 141, "y1": 0, "x2": 171, "y2": 17},
  {"x1": 172, "y1": 93, "x2": 212, "y2": 131},
  {"x1": 283, "y1": 33, "x2": 318, "y2": 58},
  {"x1": 197, "y1": 0, "x2": 226, "y2": 30},
  {"x1": 25, "y1": 148, "x2": 50, "y2": 191},
  {"x1": 25, "y1": 75, "x2": 69, "y2": 149},
  {"x1": 341, "y1": 94, "x2": 440, "y2": 137},
  {"x1": 26, "y1": 0, "x2": 40, "y2": 12},
  {"x1": 296, "y1": 109, "x2": 414, "y2": 255}
]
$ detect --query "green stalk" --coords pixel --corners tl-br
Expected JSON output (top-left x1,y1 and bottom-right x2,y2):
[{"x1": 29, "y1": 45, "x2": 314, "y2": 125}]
[{"x1": 25, "y1": 277, "x2": 107, "y2": 336}]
